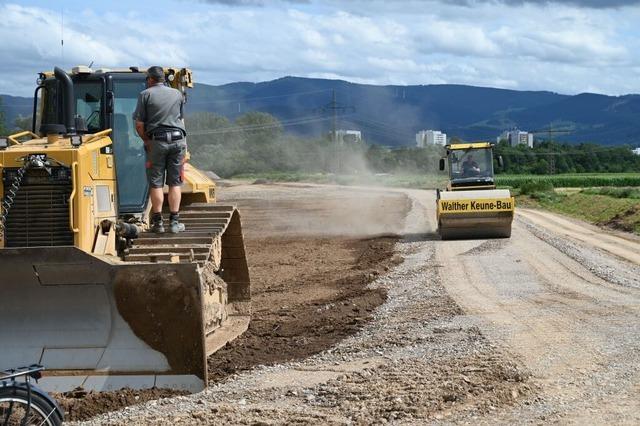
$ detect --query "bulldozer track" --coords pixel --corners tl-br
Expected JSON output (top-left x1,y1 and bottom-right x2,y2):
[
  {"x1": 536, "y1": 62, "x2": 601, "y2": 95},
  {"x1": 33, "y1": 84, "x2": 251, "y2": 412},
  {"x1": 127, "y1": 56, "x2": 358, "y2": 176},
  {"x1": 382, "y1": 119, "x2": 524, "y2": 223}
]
[{"x1": 123, "y1": 204, "x2": 241, "y2": 265}]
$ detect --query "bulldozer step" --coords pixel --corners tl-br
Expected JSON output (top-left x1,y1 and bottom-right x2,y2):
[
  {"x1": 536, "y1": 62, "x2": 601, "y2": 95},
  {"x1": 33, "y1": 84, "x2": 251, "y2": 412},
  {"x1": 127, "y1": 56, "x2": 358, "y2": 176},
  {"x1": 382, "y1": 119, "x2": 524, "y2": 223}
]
[{"x1": 123, "y1": 205, "x2": 235, "y2": 264}]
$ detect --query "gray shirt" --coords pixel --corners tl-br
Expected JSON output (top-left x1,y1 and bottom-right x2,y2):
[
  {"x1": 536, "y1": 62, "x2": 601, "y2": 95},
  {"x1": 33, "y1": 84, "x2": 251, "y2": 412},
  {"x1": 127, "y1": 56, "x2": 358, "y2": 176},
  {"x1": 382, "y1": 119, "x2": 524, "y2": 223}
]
[{"x1": 133, "y1": 83, "x2": 186, "y2": 135}]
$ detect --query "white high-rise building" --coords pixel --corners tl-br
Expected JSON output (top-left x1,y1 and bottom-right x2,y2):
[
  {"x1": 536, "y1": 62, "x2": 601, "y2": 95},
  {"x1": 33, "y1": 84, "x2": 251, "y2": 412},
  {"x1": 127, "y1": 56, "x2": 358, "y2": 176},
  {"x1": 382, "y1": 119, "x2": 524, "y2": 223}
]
[
  {"x1": 335, "y1": 130, "x2": 362, "y2": 144},
  {"x1": 497, "y1": 130, "x2": 534, "y2": 148},
  {"x1": 632, "y1": 147, "x2": 640, "y2": 155},
  {"x1": 416, "y1": 130, "x2": 447, "y2": 147}
]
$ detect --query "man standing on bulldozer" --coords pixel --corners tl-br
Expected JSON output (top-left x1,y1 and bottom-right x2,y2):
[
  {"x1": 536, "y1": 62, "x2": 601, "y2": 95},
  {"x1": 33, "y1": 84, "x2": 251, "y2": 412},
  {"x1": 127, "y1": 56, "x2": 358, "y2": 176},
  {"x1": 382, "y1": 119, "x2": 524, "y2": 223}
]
[{"x1": 134, "y1": 66, "x2": 187, "y2": 234}]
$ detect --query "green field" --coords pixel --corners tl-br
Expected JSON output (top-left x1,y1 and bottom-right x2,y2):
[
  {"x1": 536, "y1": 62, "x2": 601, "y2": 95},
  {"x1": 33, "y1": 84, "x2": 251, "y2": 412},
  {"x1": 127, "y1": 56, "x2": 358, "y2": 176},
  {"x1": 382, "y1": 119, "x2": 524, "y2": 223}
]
[{"x1": 496, "y1": 173, "x2": 640, "y2": 189}]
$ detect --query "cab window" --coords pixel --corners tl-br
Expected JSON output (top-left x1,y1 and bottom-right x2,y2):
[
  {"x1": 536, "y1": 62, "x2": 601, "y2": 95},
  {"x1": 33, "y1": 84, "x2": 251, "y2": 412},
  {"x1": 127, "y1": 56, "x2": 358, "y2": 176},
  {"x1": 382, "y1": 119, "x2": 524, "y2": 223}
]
[
  {"x1": 111, "y1": 78, "x2": 148, "y2": 213},
  {"x1": 74, "y1": 81, "x2": 103, "y2": 132}
]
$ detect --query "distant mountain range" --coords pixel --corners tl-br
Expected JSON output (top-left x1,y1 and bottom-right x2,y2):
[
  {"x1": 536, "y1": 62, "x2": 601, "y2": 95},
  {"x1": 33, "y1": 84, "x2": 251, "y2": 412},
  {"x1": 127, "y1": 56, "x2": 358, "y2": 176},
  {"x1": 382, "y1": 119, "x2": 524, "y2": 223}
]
[{"x1": 3, "y1": 76, "x2": 640, "y2": 146}]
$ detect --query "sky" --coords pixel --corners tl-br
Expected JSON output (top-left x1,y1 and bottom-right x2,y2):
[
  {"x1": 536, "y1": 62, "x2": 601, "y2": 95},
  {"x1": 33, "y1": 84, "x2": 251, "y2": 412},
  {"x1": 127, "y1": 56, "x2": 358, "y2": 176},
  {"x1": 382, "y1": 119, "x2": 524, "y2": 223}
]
[{"x1": 1, "y1": 0, "x2": 639, "y2": 96}]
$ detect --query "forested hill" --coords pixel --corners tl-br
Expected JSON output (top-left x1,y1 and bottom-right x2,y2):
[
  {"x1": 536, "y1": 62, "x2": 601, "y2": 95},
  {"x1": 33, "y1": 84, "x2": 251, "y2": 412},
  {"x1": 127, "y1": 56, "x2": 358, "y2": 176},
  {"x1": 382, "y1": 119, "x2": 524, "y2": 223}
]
[
  {"x1": 188, "y1": 78, "x2": 640, "y2": 146},
  {"x1": 3, "y1": 77, "x2": 640, "y2": 146}
]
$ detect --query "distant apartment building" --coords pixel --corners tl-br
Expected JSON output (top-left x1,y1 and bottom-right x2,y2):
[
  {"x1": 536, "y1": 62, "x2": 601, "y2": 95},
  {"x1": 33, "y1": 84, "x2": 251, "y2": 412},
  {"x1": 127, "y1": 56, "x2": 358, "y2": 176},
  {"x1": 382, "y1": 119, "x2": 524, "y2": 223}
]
[
  {"x1": 416, "y1": 130, "x2": 447, "y2": 147},
  {"x1": 335, "y1": 130, "x2": 362, "y2": 144},
  {"x1": 632, "y1": 147, "x2": 640, "y2": 155},
  {"x1": 498, "y1": 130, "x2": 534, "y2": 148}
]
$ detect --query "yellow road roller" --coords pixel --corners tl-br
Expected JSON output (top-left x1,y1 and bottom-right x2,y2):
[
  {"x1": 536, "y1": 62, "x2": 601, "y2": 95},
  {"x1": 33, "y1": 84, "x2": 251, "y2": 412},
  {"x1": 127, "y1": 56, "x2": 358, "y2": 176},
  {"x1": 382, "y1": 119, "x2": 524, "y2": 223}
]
[{"x1": 436, "y1": 142, "x2": 515, "y2": 239}]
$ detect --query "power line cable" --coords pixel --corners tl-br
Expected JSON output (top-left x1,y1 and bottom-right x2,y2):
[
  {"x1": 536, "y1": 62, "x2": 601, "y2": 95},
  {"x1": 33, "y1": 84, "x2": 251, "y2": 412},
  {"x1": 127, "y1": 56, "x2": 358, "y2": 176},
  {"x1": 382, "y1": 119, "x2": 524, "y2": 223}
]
[
  {"x1": 187, "y1": 88, "x2": 334, "y2": 106},
  {"x1": 188, "y1": 115, "x2": 335, "y2": 136}
]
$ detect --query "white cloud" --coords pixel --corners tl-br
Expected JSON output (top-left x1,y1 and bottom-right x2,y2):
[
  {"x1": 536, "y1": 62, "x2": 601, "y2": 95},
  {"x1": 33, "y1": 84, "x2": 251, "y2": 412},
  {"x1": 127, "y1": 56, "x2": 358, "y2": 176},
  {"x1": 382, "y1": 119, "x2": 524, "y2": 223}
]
[{"x1": 0, "y1": 1, "x2": 638, "y2": 96}]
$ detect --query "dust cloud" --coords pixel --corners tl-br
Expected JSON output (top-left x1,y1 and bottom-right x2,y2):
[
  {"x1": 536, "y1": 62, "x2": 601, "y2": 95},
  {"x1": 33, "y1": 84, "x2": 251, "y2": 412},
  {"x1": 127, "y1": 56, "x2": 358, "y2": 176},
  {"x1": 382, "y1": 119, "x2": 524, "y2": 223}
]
[{"x1": 218, "y1": 185, "x2": 412, "y2": 238}]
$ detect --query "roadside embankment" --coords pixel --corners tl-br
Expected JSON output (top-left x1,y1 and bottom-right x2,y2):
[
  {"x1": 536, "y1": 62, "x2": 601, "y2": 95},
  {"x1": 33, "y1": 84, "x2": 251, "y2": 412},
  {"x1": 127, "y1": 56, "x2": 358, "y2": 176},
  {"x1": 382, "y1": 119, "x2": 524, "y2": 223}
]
[{"x1": 517, "y1": 186, "x2": 640, "y2": 235}]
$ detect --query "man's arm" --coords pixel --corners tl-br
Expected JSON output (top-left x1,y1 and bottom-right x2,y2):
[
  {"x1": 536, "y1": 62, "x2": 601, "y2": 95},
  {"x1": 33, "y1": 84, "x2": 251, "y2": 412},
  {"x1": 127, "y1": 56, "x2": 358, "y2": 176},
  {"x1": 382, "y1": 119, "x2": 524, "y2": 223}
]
[
  {"x1": 132, "y1": 92, "x2": 147, "y2": 141},
  {"x1": 135, "y1": 121, "x2": 146, "y2": 140},
  {"x1": 179, "y1": 93, "x2": 186, "y2": 128}
]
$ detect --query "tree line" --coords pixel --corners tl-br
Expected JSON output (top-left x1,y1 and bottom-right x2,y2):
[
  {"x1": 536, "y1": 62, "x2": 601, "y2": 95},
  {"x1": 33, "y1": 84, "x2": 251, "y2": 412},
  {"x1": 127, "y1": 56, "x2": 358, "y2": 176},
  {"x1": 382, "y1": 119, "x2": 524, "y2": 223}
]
[
  {"x1": 2, "y1": 105, "x2": 638, "y2": 176},
  {"x1": 0, "y1": 97, "x2": 31, "y2": 135},
  {"x1": 187, "y1": 111, "x2": 640, "y2": 177},
  {"x1": 185, "y1": 111, "x2": 444, "y2": 177},
  {"x1": 494, "y1": 141, "x2": 640, "y2": 174}
]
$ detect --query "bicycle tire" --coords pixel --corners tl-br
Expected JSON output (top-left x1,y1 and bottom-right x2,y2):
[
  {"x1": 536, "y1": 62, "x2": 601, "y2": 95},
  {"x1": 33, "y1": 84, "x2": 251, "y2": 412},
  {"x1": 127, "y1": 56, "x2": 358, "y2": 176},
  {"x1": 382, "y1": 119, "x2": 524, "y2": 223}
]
[{"x1": 0, "y1": 386, "x2": 63, "y2": 426}]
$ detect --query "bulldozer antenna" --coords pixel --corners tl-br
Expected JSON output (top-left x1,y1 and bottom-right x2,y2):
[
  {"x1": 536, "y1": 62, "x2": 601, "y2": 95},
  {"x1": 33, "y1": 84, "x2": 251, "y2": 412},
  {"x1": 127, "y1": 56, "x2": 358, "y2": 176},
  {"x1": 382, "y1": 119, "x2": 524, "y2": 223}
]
[{"x1": 60, "y1": 8, "x2": 64, "y2": 62}]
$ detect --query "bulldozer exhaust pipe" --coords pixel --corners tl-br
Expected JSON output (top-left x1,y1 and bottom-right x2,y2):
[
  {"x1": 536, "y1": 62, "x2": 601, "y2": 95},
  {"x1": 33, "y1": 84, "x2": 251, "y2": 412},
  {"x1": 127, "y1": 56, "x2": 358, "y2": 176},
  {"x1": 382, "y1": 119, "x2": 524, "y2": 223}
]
[{"x1": 53, "y1": 66, "x2": 76, "y2": 135}]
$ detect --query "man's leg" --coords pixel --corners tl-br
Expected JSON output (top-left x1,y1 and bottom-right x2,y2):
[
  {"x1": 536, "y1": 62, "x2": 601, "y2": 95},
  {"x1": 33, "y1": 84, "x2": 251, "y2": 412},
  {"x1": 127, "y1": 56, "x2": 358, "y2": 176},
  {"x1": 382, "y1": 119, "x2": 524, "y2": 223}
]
[
  {"x1": 167, "y1": 185, "x2": 181, "y2": 213},
  {"x1": 147, "y1": 141, "x2": 168, "y2": 233},
  {"x1": 167, "y1": 141, "x2": 187, "y2": 233},
  {"x1": 150, "y1": 187, "x2": 165, "y2": 213}
]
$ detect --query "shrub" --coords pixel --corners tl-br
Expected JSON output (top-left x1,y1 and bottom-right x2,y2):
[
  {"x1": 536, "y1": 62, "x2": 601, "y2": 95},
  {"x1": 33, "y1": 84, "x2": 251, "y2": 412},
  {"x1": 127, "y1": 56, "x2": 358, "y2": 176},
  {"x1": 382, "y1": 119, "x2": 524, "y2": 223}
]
[
  {"x1": 530, "y1": 191, "x2": 564, "y2": 202},
  {"x1": 520, "y1": 180, "x2": 554, "y2": 195},
  {"x1": 581, "y1": 187, "x2": 640, "y2": 199}
]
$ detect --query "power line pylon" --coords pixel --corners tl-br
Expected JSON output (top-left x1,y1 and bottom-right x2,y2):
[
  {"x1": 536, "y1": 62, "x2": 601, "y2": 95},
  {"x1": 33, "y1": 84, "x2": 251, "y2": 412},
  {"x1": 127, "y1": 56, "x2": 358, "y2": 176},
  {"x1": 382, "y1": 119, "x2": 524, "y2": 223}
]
[{"x1": 317, "y1": 90, "x2": 355, "y2": 173}]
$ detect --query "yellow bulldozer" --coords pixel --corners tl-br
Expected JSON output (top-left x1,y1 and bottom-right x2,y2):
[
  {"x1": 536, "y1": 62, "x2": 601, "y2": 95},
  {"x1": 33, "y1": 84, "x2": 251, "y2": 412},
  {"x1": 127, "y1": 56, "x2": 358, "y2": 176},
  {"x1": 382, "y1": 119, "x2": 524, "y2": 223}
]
[
  {"x1": 436, "y1": 142, "x2": 515, "y2": 239},
  {"x1": 0, "y1": 66, "x2": 250, "y2": 392}
]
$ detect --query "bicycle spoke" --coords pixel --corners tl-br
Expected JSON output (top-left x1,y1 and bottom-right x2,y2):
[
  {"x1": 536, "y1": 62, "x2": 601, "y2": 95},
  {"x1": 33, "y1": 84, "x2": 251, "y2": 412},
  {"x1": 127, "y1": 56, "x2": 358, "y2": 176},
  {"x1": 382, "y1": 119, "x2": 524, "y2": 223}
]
[
  {"x1": 2, "y1": 400, "x2": 15, "y2": 425},
  {"x1": 37, "y1": 407, "x2": 57, "y2": 426},
  {"x1": 1, "y1": 400, "x2": 49, "y2": 426}
]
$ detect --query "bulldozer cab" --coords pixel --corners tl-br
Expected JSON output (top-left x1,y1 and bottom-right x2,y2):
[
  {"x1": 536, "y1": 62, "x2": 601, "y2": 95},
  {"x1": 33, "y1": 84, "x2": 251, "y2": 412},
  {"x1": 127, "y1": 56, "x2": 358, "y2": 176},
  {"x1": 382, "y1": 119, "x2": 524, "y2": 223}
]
[
  {"x1": 440, "y1": 142, "x2": 497, "y2": 190},
  {"x1": 34, "y1": 67, "x2": 191, "y2": 215}
]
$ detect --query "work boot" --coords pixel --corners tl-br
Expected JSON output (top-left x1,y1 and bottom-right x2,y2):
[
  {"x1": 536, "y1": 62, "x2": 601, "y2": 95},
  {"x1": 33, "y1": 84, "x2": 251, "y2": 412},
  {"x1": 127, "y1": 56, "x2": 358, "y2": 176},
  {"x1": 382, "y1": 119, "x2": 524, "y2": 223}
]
[
  {"x1": 170, "y1": 212, "x2": 185, "y2": 234},
  {"x1": 151, "y1": 213, "x2": 165, "y2": 234}
]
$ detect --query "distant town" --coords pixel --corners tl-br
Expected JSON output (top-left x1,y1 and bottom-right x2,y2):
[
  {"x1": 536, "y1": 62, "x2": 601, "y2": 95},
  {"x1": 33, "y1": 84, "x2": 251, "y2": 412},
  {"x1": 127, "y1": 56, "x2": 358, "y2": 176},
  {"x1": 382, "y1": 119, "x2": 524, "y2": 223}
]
[{"x1": 415, "y1": 129, "x2": 534, "y2": 148}]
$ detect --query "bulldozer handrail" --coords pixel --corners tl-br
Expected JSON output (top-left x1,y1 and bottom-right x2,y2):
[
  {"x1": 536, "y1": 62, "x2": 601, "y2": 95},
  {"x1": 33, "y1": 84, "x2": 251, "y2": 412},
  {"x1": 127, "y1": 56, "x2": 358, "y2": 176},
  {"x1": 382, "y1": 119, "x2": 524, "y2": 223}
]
[
  {"x1": 7, "y1": 131, "x2": 39, "y2": 146},
  {"x1": 68, "y1": 161, "x2": 79, "y2": 234},
  {"x1": 83, "y1": 128, "x2": 112, "y2": 144}
]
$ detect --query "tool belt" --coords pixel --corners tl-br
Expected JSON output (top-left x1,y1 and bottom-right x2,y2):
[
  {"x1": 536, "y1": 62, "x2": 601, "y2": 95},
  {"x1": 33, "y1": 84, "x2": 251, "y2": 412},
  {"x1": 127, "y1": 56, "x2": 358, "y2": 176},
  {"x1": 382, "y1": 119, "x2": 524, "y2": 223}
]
[{"x1": 148, "y1": 129, "x2": 185, "y2": 142}]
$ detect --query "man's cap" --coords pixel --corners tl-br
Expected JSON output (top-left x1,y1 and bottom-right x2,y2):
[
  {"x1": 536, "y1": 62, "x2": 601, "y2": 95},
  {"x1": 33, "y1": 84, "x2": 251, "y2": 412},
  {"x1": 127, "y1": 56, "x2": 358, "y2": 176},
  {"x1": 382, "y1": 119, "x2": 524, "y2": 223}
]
[{"x1": 146, "y1": 66, "x2": 165, "y2": 82}]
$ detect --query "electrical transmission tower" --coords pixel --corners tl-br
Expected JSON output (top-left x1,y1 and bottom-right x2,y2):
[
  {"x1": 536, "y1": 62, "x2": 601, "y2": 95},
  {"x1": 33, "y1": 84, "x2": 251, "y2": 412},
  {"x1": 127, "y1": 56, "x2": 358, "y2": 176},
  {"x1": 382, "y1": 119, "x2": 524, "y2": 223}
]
[
  {"x1": 530, "y1": 127, "x2": 572, "y2": 175},
  {"x1": 317, "y1": 90, "x2": 354, "y2": 173}
]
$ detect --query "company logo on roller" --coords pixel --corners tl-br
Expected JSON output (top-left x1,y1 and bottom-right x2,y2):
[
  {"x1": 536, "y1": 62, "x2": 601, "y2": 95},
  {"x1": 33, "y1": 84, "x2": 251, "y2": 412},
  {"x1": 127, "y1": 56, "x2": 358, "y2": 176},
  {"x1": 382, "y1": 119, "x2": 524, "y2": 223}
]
[{"x1": 439, "y1": 199, "x2": 514, "y2": 213}]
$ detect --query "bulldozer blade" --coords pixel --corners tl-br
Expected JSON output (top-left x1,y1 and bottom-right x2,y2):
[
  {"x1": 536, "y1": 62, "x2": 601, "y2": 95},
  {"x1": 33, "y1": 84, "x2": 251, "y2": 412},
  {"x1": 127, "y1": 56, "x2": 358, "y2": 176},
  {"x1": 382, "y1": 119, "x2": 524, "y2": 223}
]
[{"x1": 0, "y1": 245, "x2": 248, "y2": 393}]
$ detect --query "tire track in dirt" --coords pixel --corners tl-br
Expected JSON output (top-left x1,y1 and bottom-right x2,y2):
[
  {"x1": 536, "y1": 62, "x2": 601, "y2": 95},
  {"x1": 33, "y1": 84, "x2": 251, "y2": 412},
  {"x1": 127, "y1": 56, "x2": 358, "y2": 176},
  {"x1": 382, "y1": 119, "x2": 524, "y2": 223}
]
[{"x1": 429, "y1": 193, "x2": 640, "y2": 424}]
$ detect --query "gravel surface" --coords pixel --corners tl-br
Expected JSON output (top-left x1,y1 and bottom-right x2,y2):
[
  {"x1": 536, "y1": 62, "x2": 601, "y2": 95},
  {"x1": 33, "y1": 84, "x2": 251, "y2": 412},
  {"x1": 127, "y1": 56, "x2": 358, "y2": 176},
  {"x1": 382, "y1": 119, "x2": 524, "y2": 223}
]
[
  {"x1": 435, "y1": 198, "x2": 640, "y2": 424},
  {"x1": 519, "y1": 216, "x2": 640, "y2": 289},
  {"x1": 76, "y1": 186, "x2": 533, "y2": 425},
  {"x1": 59, "y1": 184, "x2": 408, "y2": 422},
  {"x1": 75, "y1": 185, "x2": 640, "y2": 425}
]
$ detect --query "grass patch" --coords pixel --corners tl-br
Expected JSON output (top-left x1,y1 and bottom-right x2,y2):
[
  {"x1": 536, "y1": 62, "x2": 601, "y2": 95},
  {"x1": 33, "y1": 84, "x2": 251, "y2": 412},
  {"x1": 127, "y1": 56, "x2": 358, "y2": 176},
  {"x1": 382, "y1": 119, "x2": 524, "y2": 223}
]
[
  {"x1": 519, "y1": 180, "x2": 554, "y2": 195},
  {"x1": 581, "y1": 186, "x2": 640, "y2": 199},
  {"x1": 520, "y1": 190, "x2": 640, "y2": 235}
]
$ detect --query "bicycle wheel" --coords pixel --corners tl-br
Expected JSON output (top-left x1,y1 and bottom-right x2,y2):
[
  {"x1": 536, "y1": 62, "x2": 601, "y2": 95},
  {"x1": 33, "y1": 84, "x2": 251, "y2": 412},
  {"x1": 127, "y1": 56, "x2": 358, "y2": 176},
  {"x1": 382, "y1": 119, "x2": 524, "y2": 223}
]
[{"x1": 0, "y1": 386, "x2": 63, "y2": 426}]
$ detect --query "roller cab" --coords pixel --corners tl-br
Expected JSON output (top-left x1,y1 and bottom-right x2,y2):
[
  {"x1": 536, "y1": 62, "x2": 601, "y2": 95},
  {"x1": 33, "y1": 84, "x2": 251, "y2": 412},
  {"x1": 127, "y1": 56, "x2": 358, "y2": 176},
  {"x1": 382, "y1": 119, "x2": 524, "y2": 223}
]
[{"x1": 437, "y1": 142, "x2": 514, "y2": 240}]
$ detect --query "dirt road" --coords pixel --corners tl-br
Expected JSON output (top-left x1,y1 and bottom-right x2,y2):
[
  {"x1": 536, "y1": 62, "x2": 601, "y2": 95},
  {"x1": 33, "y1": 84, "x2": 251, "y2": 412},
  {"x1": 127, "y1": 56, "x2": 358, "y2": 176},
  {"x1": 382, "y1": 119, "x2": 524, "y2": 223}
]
[
  {"x1": 78, "y1": 184, "x2": 640, "y2": 425},
  {"x1": 63, "y1": 183, "x2": 408, "y2": 421},
  {"x1": 435, "y1": 200, "x2": 640, "y2": 423}
]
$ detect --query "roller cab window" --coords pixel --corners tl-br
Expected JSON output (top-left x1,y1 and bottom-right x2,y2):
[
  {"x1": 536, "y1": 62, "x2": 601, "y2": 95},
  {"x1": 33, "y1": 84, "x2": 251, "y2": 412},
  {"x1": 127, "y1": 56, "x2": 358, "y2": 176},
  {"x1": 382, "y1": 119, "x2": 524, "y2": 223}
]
[{"x1": 449, "y1": 148, "x2": 494, "y2": 183}]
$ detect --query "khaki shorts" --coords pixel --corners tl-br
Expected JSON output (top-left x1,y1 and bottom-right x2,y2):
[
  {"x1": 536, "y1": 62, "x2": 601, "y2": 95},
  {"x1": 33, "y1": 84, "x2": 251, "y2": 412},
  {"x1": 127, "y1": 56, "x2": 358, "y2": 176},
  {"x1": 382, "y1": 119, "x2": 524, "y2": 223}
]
[{"x1": 145, "y1": 139, "x2": 187, "y2": 188}]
